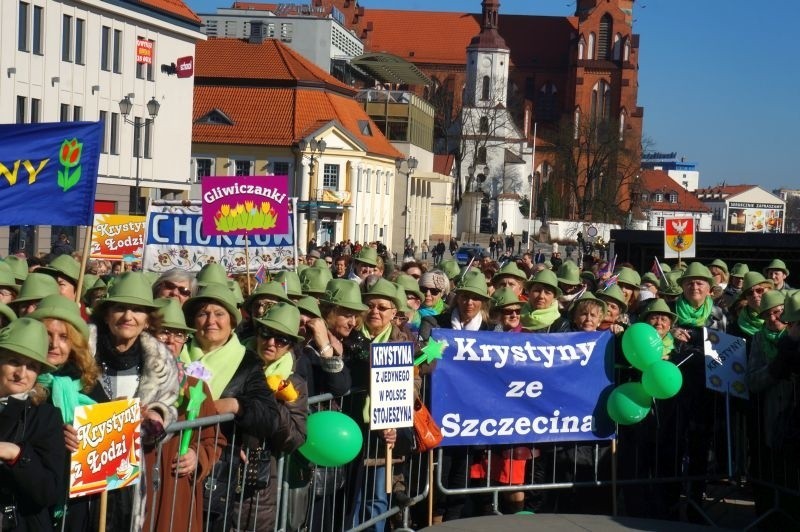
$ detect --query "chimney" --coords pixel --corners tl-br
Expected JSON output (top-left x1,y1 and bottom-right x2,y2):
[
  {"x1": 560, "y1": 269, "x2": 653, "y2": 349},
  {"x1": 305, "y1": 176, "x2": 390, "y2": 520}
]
[{"x1": 249, "y1": 20, "x2": 265, "y2": 44}]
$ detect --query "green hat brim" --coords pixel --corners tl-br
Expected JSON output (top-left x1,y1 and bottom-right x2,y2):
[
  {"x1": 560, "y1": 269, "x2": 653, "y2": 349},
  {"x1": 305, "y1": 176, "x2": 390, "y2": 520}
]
[{"x1": 253, "y1": 317, "x2": 304, "y2": 343}]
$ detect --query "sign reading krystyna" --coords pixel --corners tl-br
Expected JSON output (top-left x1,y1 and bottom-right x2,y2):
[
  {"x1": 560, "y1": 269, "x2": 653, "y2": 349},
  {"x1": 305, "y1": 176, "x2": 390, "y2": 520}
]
[{"x1": 431, "y1": 329, "x2": 615, "y2": 446}]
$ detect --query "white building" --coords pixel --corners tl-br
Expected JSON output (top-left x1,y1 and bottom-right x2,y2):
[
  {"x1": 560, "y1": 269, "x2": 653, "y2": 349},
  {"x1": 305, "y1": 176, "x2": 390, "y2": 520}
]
[
  {"x1": 641, "y1": 152, "x2": 700, "y2": 192},
  {"x1": 199, "y1": 4, "x2": 363, "y2": 74},
  {"x1": 1, "y1": 0, "x2": 204, "y2": 255},
  {"x1": 634, "y1": 170, "x2": 712, "y2": 231},
  {"x1": 696, "y1": 184, "x2": 786, "y2": 234}
]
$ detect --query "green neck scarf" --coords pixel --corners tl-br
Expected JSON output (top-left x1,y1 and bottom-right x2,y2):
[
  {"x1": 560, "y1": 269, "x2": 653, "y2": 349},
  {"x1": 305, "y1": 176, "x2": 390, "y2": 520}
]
[
  {"x1": 760, "y1": 327, "x2": 787, "y2": 361},
  {"x1": 180, "y1": 335, "x2": 246, "y2": 400},
  {"x1": 675, "y1": 296, "x2": 713, "y2": 327},
  {"x1": 37, "y1": 374, "x2": 96, "y2": 424},
  {"x1": 521, "y1": 301, "x2": 561, "y2": 331},
  {"x1": 660, "y1": 332, "x2": 675, "y2": 359},
  {"x1": 737, "y1": 307, "x2": 765, "y2": 337},
  {"x1": 360, "y1": 323, "x2": 393, "y2": 343},
  {"x1": 419, "y1": 298, "x2": 445, "y2": 317},
  {"x1": 265, "y1": 351, "x2": 294, "y2": 380}
]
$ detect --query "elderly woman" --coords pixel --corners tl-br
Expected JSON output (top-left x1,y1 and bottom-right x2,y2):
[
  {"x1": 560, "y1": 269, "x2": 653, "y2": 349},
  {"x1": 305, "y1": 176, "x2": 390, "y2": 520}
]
[
  {"x1": 88, "y1": 272, "x2": 180, "y2": 530},
  {"x1": 728, "y1": 272, "x2": 773, "y2": 353},
  {"x1": 180, "y1": 283, "x2": 278, "y2": 528},
  {"x1": 569, "y1": 292, "x2": 607, "y2": 332},
  {"x1": 490, "y1": 287, "x2": 523, "y2": 332},
  {"x1": 595, "y1": 284, "x2": 629, "y2": 336},
  {"x1": 236, "y1": 281, "x2": 293, "y2": 342},
  {"x1": 0, "y1": 318, "x2": 66, "y2": 530},
  {"x1": 520, "y1": 269, "x2": 570, "y2": 333},
  {"x1": 418, "y1": 270, "x2": 450, "y2": 319},
  {"x1": 152, "y1": 268, "x2": 197, "y2": 305},
  {"x1": 491, "y1": 262, "x2": 528, "y2": 302}
]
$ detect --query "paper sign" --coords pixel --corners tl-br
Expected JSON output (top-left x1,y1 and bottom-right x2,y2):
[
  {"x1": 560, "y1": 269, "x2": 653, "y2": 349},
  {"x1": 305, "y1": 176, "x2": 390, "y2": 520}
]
[
  {"x1": 69, "y1": 398, "x2": 142, "y2": 498},
  {"x1": 370, "y1": 342, "x2": 415, "y2": 430},
  {"x1": 663, "y1": 216, "x2": 696, "y2": 259},
  {"x1": 704, "y1": 329, "x2": 749, "y2": 399},
  {"x1": 201, "y1": 175, "x2": 289, "y2": 236},
  {"x1": 90, "y1": 214, "x2": 145, "y2": 260}
]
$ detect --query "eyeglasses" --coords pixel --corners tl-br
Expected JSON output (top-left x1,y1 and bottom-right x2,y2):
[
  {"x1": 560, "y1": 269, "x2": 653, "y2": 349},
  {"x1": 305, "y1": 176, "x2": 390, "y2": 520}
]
[
  {"x1": 421, "y1": 287, "x2": 441, "y2": 296},
  {"x1": 748, "y1": 286, "x2": 768, "y2": 297},
  {"x1": 325, "y1": 260, "x2": 333, "y2": 265},
  {"x1": 501, "y1": 307, "x2": 522, "y2": 316},
  {"x1": 257, "y1": 329, "x2": 293, "y2": 347},
  {"x1": 367, "y1": 303, "x2": 395, "y2": 312},
  {"x1": 254, "y1": 299, "x2": 277, "y2": 311},
  {"x1": 154, "y1": 329, "x2": 188, "y2": 343},
  {"x1": 162, "y1": 281, "x2": 192, "y2": 297},
  {"x1": 0, "y1": 289, "x2": 14, "y2": 298}
]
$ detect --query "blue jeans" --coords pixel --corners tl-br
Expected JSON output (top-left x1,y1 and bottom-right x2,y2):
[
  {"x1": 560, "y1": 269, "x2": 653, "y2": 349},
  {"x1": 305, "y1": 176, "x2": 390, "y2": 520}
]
[{"x1": 351, "y1": 466, "x2": 388, "y2": 532}]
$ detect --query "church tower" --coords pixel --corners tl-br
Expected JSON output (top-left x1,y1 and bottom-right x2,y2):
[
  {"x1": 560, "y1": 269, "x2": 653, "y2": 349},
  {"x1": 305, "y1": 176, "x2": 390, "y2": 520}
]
[{"x1": 465, "y1": 0, "x2": 510, "y2": 107}]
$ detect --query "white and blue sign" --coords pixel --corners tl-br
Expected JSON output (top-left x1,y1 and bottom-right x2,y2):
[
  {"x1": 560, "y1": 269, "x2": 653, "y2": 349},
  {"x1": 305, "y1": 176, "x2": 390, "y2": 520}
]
[
  {"x1": 370, "y1": 342, "x2": 415, "y2": 430},
  {"x1": 431, "y1": 329, "x2": 616, "y2": 446}
]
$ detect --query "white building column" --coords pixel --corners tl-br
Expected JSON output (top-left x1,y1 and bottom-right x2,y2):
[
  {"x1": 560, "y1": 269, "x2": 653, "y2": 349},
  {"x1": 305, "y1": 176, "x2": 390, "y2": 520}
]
[{"x1": 298, "y1": 159, "x2": 312, "y2": 250}]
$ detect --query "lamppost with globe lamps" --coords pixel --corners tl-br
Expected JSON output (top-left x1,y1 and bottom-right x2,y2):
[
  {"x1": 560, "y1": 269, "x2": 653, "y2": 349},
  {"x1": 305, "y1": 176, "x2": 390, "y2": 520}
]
[{"x1": 118, "y1": 95, "x2": 160, "y2": 214}]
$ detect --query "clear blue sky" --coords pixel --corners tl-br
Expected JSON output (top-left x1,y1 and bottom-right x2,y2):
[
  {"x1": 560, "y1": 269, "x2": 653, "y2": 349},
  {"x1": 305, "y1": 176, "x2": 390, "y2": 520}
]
[{"x1": 185, "y1": 0, "x2": 799, "y2": 191}]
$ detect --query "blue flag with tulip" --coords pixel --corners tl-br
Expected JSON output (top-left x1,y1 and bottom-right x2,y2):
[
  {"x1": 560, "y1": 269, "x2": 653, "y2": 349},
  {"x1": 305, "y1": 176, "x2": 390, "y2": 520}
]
[{"x1": 0, "y1": 121, "x2": 102, "y2": 226}]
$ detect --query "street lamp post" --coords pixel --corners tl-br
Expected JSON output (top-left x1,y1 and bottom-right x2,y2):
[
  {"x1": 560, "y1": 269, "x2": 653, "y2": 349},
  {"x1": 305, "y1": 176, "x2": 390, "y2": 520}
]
[
  {"x1": 395, "y1": 156, "x2": 418, "y2": 256},
  {"x1": 119, "y1": 95, "x2": 160, "y2": 215},
  {"x1": 298, "y1": 138, "x2": 326, "y2": 244}
]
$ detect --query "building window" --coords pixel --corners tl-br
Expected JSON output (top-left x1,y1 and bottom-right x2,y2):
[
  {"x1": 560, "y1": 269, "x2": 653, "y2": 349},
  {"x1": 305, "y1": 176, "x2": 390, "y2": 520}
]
[
  {"x1": 365, "y1": 169, "x2": 370, "y2": 192},
  {"x1": 280, "y1": 23, "x2": 293, "y2": 41},
  {"x1": 110, "y1": 112, "x2": 119, "y2": 155},
  {"x1": 16, "y1": 96, "x2": 26, "y2": 123},
  {"x1": 376, "y1": 172, "x2": 381, "y2": 193},
  {"x1": 574, "y1": 107, "x2": 580, "y2": 139},
  {"x1": 385, "y1": 173, "x2": 390, "y2": 194},
  {"x1": 75, "y1": 18, "x2": 85, "y2": 65},
  {"x1": 60, "y1": 104, "x2": 70, "y2": 122},
  {"x1": 273, "y1": 161, "x2": 289, "y2": 176},
  {"x1": 668, "y1": 192, "x2": 678, "y2": 203},
  {"x1": 143, "y1": 119, "x2": 152, "y2": 159},
  {"x1": 656, "y1": 217, "x2": 665, "y2": 228},
  {"x1": 598, "y1": 14, "x2": 612, "y2": 59},
  {"x1": 640, "y1": 193, "x2": 648, "y2": 202},
  {"x1": 99, "y1": 111, "x2": 108, "y2": 153},
  {"x1": 623, "y1": 38, "x2": 631, "y2": 61},
  {"x1": 481, "y1": 76, "x2": 490, "y2": 100},
  {"x1": 101, "y1": 26, "x2": 110, "y2": 70},
  {"x1": 619, "y1": 109, "x2": 626, "y2": 140},
  {"x1": 613, "y1": 33, "x2": 622, "y2": 60},
  {"x1": 62, "y1": 15, "x2": 72, "y2": 62},
  {"x1": 587, "y1": 33, "x2": 595, "y2": 60},
  {"x1": 195, "y1": 158, "x2": 213, "y2": 182},
  {"x1": 476, "y1": 147, "x2": 487, "y2": 164},
  {"x1": 479, "y1": 116, "x2": 489, "y2": 133},
  {"x1": 357, "y1": 168, "x2": 362, "y2": 191},
  {"x1": 235, "y1": 160, "x2": 252, "y2": 176},
  {"x1": 30, "y1": 98, "x2": 40, "y2": 123},
  {"x1": 355, "y1": 224, "x2": 359, "y2": 240},
  {"x1": 654, "y1": 193, "x2": 663, "y2": 202},
  {"x1": 32, "y1": 5, "x2": 43, "y2": 55},
  {"x1": 113, "y1": 29, "x2": 122, "y2": 73},
  {"x1": 323, "y1": 164, "x2": 339, "y2": 189},
  {"x1": 18, "y1": 2, "x2": 29, "y2": 52},
  {"x1": 590, "y1": 80, "x2": 611, "y2": 122},
  {"x1": 73, "y1": 106, "x2": 82, "y2": 121},
  {"x1": 536, "y1": 82, "x2": 559, "y2": 123},
  {"x1": 578, "y1": 36, "x2": 585, "y2": 60}
]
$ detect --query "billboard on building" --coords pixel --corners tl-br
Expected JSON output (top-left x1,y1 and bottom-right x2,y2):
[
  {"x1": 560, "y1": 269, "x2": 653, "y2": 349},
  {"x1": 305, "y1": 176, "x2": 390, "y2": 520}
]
[{"x1": 726, "y1": 202, "x2": 784, "y2": 233}]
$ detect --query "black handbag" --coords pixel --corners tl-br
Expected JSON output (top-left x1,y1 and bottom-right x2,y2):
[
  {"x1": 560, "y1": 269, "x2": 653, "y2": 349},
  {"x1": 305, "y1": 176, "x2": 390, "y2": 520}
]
[{"x1": 204, "y1": 446, "x2": 271, "y2": 515}]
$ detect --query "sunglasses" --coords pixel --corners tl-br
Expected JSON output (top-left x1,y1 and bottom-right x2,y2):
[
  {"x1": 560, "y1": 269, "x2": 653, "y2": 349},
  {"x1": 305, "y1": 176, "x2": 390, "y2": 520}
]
[
  {"x1": 422, "y1": 287, "x2": 442, "y2": 296},
  {"x1": 367, "y1": 303, "x2": 395, "y2": 312},
  {"x1": 501, "y1": 307, "x2": 522, "y2": 316},
  {"x1": 257, "y1": 329, "x2": 293, "y2": 347},
  {"x1": 162, "y1": 281, "x2": 192, "y2": 297},
  {"x1": 748, "y1": 286, "x2": 768, "y2": 297}
]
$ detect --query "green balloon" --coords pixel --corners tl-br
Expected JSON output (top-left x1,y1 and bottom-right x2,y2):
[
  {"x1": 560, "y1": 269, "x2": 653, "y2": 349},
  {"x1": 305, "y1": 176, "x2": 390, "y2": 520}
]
[
  {"x1": 642, "y1": 360, "x2": 683, "y2": 399},
  {"x1": 621, "y1": 323, "x2": 663, "y2": 370},
  {"x1": 607, "y1": 382, "x2": 651, "y2": 425},
  {"x1": 299, "y1": 411, "x2": 363, "y2": 467}
]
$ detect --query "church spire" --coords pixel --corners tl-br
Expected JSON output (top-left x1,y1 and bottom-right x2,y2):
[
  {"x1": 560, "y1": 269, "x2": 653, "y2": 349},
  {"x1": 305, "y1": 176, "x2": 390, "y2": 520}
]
[
  {"x1": 469, "y1": 0, "x2": 508, "y2": 50},
  {"x1": 482, "y1": 0, "x2": 500, "y2": 30}
]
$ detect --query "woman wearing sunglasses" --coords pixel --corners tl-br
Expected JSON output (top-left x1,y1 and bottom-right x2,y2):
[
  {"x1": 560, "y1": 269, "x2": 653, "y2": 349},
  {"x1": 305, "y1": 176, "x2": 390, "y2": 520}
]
[
  {"x1": 153, "y1": 269, "x2": 197, "y2": 305},
  {"x1": 727, "y1": 272, "x2": 774, "y2": 356},
  {"x1": 418, "y1": 271, "x2": 449, "y2": 318}
]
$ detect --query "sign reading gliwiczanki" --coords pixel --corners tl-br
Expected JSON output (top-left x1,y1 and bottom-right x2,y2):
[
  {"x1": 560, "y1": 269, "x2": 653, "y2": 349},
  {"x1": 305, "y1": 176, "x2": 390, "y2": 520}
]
[
  {"x1": 201, "y1": 175, "x2": 289, "y2": 236},
  {"x1": 142, "y1": 202, "x2": 295, "y2": 273},
  {"x1": 430, "y1": 329, "x2": 615, "y2": 446}
]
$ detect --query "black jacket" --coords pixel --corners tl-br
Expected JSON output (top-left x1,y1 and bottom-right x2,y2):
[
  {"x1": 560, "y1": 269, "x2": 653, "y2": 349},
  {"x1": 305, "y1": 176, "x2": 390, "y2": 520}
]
[
  {"x1": 220, "y1": 349, "x2": 280, "y2": 445},
  {"x1": 0, "y1": 398, "x2": 66, "y2": 531}
]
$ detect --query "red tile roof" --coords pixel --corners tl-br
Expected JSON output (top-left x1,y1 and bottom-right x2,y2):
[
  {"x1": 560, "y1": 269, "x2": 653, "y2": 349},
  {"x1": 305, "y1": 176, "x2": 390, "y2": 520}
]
[
  {"x1": 360, "y1": 9, "x2": 576, "y2": 68},
  {"x1": 135, "y1": 0, "x2": 201, "y2": 24},
  {"x1": 231, "y1": 2, "x2": 277, "y2": 10},
  {"x1": 195, "y1": 38, "x2": 355, "y2": 95},
  {"x1": 193, "y1": 39, "x2": 401, "y2": 160},
  {"x1": 694, "y1": 184, "x2": 755, "y2": 199},
  {"x1": 640, "y1": 170, "x2": 710, "y2": 213},
  {"x1": 433, "y1": 154, "x2": 455, "y2": 176}
]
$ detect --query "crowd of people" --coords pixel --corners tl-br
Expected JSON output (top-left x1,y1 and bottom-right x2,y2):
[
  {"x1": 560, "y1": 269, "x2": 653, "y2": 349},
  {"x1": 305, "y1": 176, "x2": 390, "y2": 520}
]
[{"x1": 0, "y1": 242, "x2": 798, "y2": 530}]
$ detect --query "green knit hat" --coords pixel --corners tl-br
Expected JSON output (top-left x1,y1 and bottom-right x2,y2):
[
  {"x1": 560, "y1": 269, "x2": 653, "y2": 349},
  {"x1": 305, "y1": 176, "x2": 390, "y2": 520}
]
[
  {"x1": 245, "y1": 280, "x2": 293, "y2": 312},
  {"x1": 29, "y1": 294, "x2": 90, "y2": 341},
  {"x1": 273, "y1": 270, "x2": 303, "y2": 298},
  {"x1": 782, "y1": 290, "x2": 800, "y2": 322},
  {"x1": 2, "y1": 256, "x2": 29, "y2": 284},
  {"x1": 439, "y1": 259, "x2": 461, "y2": 281},
  {"x1": 353, "y1": 247, "x2": 378, "y2": 267},
  {"x1": 300, "y1": 267, "x2": 333, "y2": 296},
  {"x1": 491, "y1": 286, "x2": 522, "y2": 309},
  {"x1": 196, "y1": 262, "x2": 228, "y2": 287},
  {"x1": 641, "y1": 272, "x2": 659, "y2": 285},
  {"x1": 639, "y1": 298, "x2": 678, "y2": 323},
  {"x1": 709, "y1": 259, "x2": 729, "y2": 275},
  {"x1": 492, "y1": 262, "x2": 528, "y2": 285},
  {"x1": 730, "y1": 263, "x2": 750, "y2": 279},
  {"x1": 38, "y1": 255, "x2": 81, "y2": 285},
  {"x1": 0, "y1": 269, "x2": 19, "y2": 294},
  {"x1": 296, "y1": 295, "x2": 322, "y2": 319},
  {"x1": 556, "y1": 260, "x2": 581, "y2": 286},
  {"x1": 0, "y1": 317, "x2": 55, "y2": 371},
  {"x1": 311, "y1": 258, "x2": 330, "y2": 269},
  {"x1": 596, "y1": 284, "x2": 628, "y2": 313},
  {"x1": 456, "y1": 270, "x2": 490, "y2": 300},
  {"x1": 183, "y1": 282, "x2": 242, "y2": 327},
  {"x1": 94, "y1": 272, "x2": 159, "y2": 316},
  {"x1": 227, "y1": 279, "x2": 244, "y2": 306},
  {"x1": 525, "y1": 269, "x2": 562, "y2": 298},
  {"x1": 680, "y1": 262, "x2": 714, "y2": 285},
  {"x1": 658, "y1": 270, "x2": 684, "y2": 297},
  {"x1": 758, "y1": 290, "x2": 785, "y2": 316},
  {"x1": 13, "y1": 272, "x2": 60, "y2": 305},
  {"x1": 394, "y1": 283, "x2": 411, "y2": 313},
  {"x1": 363, "y1": 278, "x2": 403, "y2": 309},
  {"x1": 764, "y1": 259, "x2": 790, "y2": 276},
  {"x1": 322, "y1": 279, "x2": 368, "y2": 312},
  {"x1": 740, "y1": 272, "x2": 774, "y2": 298},
  {"x1": 254, "y1": 302, "x2": 303, "y2": 342},
  {"x1": 569, "y1": 291, "x2": 607, "y2": 316},
  {"x1": 0, "y1": 302, "x2": 15, "y2": 326},
  {"x1": 616, "y1": 267, "x2": 641, "y2": 288},
  {"x1": 154, "y1": 297, "x2": 195, "y2": 333},
  {"x1": 395, "y1": 273, "x2": 424, "y2": 299}
]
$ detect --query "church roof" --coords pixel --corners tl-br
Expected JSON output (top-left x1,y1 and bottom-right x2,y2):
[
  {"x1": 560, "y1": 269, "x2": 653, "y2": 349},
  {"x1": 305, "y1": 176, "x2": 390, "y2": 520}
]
[{"x1": 639, "y1": 170, "x2": 710, "y2": 213}]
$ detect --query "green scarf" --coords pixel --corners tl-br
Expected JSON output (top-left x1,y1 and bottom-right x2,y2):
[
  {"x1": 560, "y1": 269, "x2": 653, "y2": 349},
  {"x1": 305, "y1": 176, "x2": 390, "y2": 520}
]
[
  {"x1": 520, "y1": 301, "x2": 561, "y2": 331},
  {"x1": 759, "y1": 328, "x2": 787, "y2": 361},
  {"x1": 737, "y1": 308, "x2": 764, "y2": 337},
  {"x1": 675, "y1": 296, "x2": 713, "y2": 327},
  {"x1": 265, "y1": 351, "x2": 294, "y2": 380},
  {"x1": 660, "y1": 332, "x2": 675, "y2": 359},
  {"x1": 180, "y1": 335, "x2": 246, "y2": 400},
  {"x1": 418, "y1": 298, "x2": 445, "y2": 318},
  {"x1": 37, "y1": 374, "x2": 96, "y2": 424}
]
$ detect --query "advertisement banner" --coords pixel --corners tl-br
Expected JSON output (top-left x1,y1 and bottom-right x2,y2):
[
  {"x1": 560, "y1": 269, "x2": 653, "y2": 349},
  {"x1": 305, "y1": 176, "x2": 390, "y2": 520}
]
[
  {"x1": 69, "y1": 398, "x2": 142, "y2": 498},
  {"x1": 726, "y1": 204, "x2": 783, "y2": 233},
  {"x1": 201, "y1": 175, "x2": 289, "y2": 236},
  {"x1": 370, "y1": 342, "x2": 415, "y2": 430},
  {"x1": 663, "y1": 216, "x2": 696, "y2": 259},
  {"x1": 430, "y1": 329, "x2": 615, "y2": 447},
  {"x1": 136, "y1": 39, "x2": 153, "y2": 64},
  {"x1": 704, "y1": 328, "x2": 749, "y2": 399},
  {"x1": 90, "y1": 214, "x2": 146, "y2": 260},
  {"x1": 0, "y1": 121, "x2": 101, "y2": 226},
  {"x1": 142, "y1": 203, "x2": 295, "y2": 273}
]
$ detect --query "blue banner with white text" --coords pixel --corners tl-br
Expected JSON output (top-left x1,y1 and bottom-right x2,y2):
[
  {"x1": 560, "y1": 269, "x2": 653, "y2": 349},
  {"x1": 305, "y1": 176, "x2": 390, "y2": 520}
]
[
  {"x1": 431, "y1": 329, "x2": 616, "y2": 446},
  {"x1": 0, "y1": 121, "x2": 102, "y2": 226}
]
